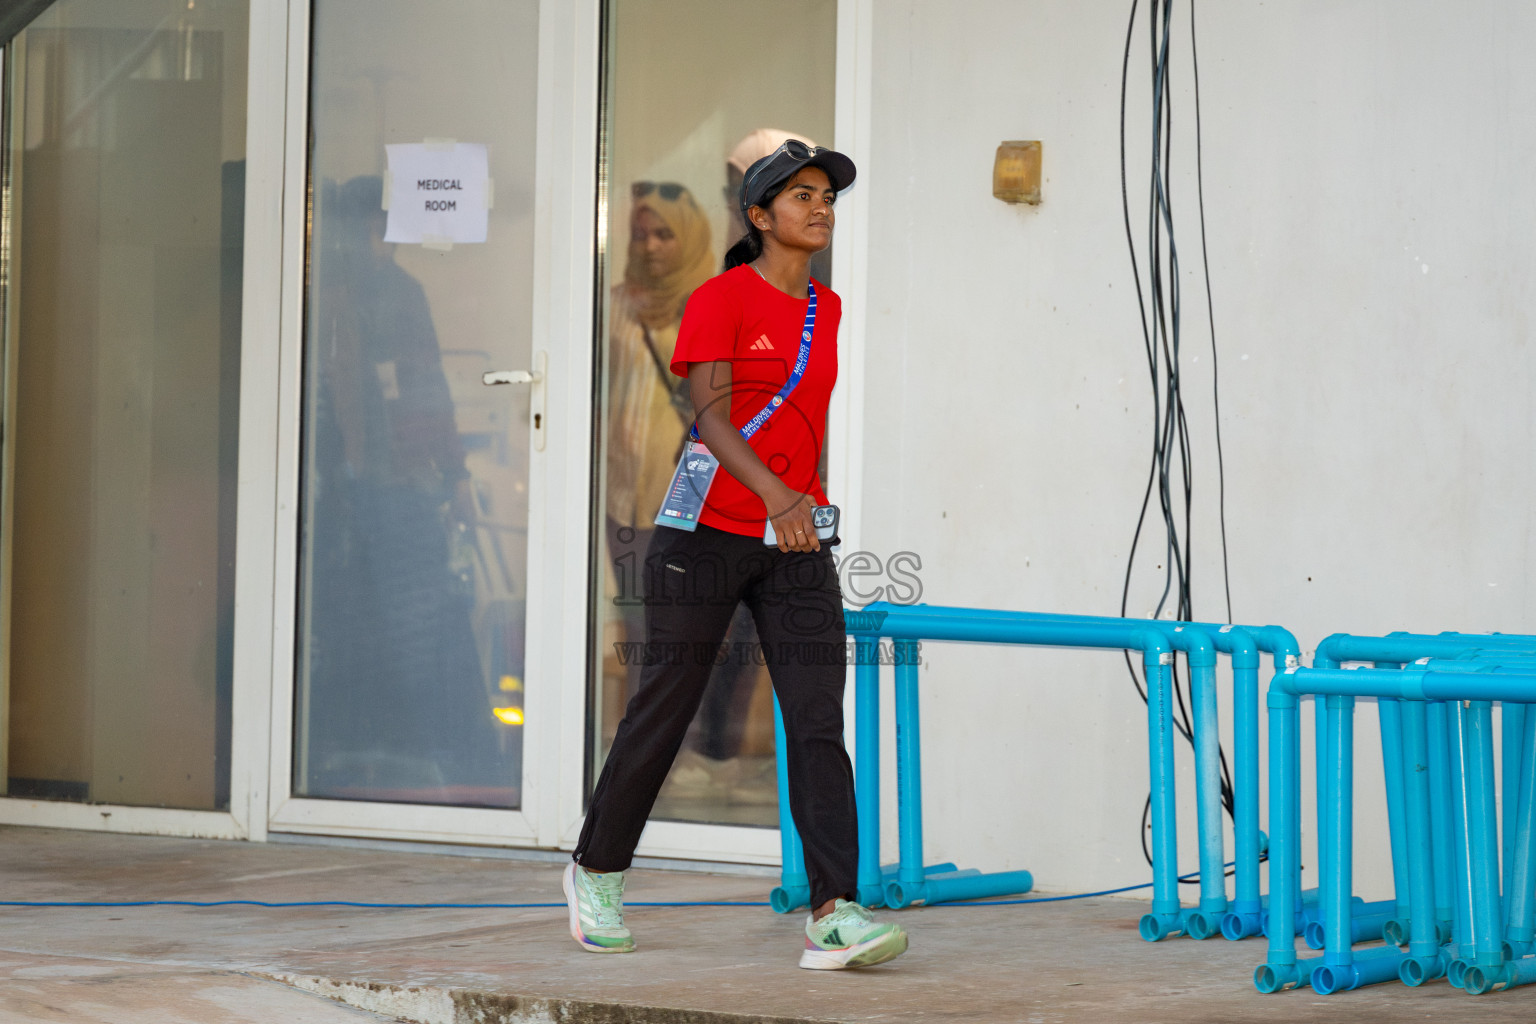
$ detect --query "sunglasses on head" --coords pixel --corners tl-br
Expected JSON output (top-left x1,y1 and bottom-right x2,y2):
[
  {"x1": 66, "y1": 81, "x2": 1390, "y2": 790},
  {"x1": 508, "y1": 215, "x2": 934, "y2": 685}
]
[{"x1": 632, "y1": 181, "x2": 689, "y2": 202}]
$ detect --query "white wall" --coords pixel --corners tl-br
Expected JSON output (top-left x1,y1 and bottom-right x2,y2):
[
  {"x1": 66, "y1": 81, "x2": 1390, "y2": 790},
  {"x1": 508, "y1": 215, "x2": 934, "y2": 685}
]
[{"x1": 855, "y1": 1, "x2": 1536, "y2": 898}]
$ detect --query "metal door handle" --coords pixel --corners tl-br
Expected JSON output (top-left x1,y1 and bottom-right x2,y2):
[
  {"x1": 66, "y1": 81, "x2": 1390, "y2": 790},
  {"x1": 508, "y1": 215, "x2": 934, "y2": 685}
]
[
  {"x1": 482, "y1": 369, "x2": 543, "y2": 385},
  {"x1": 481, "y1": 352, "x2": 548, "y2": 451}
]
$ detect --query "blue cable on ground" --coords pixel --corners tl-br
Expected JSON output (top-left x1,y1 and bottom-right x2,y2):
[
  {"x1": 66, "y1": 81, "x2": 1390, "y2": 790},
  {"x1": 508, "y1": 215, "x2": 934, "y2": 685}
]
[
  {"x1": 0, "y1": 888, "x2": 1137, "y2": 909},
  {"x1": 0, "y1": 867, "x2": 1226, "y2": 910}
]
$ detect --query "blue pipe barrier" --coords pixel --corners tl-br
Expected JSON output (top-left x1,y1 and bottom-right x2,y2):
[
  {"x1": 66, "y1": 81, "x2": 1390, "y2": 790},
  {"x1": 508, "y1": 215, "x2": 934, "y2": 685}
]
[
  {"x1": 770, "y1": 694, "x2": 810, "y2": 913},
  {"x1": 1313, "y1": 635, "x2": 1536, "y2": 954},
  {"x1": 845, "y1": 605, "x2": 1206, "y2": 929},
  {"x1": 1257, "y1": 665, "x2": 1465, "y2": 992},
  {"x1": 848, "y1": 602, "x2": 1299, "y2": 938},
  {"x1": 1260, "y1": 660, "x2": 1536, "y2": 994}
]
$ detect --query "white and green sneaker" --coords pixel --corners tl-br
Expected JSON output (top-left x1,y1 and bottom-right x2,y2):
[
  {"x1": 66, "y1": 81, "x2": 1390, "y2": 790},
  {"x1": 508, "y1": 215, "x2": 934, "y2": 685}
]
[
  {"x1": 562, "y1": 862, "x2": 635, "y2": 953},
  {"x1": 800, "y1": 899, "x2": 908, "y2": 970}
]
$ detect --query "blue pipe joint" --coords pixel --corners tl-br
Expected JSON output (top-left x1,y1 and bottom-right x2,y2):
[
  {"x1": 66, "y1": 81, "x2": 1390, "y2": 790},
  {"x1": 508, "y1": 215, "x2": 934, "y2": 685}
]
[
  {"x1": 1311, "y1": 948, "x2": 1410, "y2": 994},
  {"x1": 1382, "y1": 917, "x2": 1407, "y2": 948},
  {"x1": 1399, "y1": 953, "x2": 1449, "y2": 987},
  {"x1": 1221, "y1": 904, "x2": 1265, "y2": 941},
  {"x1": 1139, "y1": 909, "x2": 1188, "y2": 943},
  {"x1": 1185, "y1": 908, "x2": 1226, "y2": 941},
  {"x1": 1385, "y1": 917, "x2": 1452, "y2": 947},
  {"x1": 1254, "y1": 958, "x2": 1317, "y2": 993},
  {"x1": 1304, "y1": 909, "x2": 1392, "y2": 951},
  {"x1": 770, "y1": 884, "x2": 811, "y2": 914},
  {"x1": 1466, "y1": 956, "x2": 1536, "y2": 994},
  {"x1": 861, "y1": 861, "x2": 959, "y2": 907}
]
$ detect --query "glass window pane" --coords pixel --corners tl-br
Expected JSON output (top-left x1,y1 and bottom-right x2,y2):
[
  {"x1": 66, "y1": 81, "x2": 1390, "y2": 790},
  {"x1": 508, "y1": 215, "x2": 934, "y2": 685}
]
[
  {"x1": 4, "y1": 0, "x2": 249, "y2": 810},
  {"x1": 294, "y1": 0, "x2": 538, "y2": 809},
  {"x1": 590, "y1": 0, "x2": 837, "y2": 827}
]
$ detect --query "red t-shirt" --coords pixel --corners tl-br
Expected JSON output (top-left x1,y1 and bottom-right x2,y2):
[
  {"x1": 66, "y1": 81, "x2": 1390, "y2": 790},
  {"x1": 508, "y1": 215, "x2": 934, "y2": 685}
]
[{"x1": 670, "y1": 265, "x2": 838, "y2": 537}]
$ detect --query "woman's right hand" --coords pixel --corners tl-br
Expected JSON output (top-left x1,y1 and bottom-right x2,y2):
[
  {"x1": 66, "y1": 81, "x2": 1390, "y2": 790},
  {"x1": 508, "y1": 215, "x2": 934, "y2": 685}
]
[{"x1": 768, "y1": 487, "x2": 820, "y2": 553}]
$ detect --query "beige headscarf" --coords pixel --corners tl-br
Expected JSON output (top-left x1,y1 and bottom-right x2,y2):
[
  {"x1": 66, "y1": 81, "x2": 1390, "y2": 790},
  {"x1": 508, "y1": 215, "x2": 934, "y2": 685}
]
[{"x1": 623, "y1": 185, "x2": 715, "y2": 330}]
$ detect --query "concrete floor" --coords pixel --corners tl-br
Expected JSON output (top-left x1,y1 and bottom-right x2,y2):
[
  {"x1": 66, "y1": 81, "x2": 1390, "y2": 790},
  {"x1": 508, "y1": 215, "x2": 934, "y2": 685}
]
[{"x1": 0, "y1": 824, "x2": 1532, "y2": 1023}]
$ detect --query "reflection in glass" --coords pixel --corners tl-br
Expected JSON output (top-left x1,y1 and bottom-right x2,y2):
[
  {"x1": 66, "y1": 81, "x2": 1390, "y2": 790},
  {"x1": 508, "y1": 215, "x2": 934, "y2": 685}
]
[
  {"x1": 296, "y1": 0, "x2": 537, "y2": 809},
  {"x1": 592, "y1": 0, "x2": 837, "y2": 827},
  {"x1": 3, "y1": 0, "x2": 249, "y2": 810}
]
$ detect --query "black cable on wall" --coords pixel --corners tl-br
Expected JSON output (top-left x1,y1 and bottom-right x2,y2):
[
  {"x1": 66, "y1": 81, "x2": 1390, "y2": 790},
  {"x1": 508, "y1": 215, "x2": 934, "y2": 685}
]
[{"x1": 1118, "y1": 0, "x2": 1239, "y2": 873}]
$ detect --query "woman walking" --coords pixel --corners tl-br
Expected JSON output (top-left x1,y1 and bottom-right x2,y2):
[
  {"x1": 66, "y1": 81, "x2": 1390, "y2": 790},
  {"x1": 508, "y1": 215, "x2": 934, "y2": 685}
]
[{"x1": 565, "y1": 140, "x2": 908, "y2": 970}]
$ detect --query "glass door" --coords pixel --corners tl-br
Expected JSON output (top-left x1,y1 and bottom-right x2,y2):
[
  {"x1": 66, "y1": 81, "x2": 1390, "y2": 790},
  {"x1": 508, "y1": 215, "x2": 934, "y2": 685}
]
[
  {"x1": 287, "y1": 0, "x2": 540, "y2": 823},
  {"x1": 588, "y1": 0, "x2": 837, "y2": 856},
  {"x1": 1, "y1": 0, "x2": 250, "y2": 817}
]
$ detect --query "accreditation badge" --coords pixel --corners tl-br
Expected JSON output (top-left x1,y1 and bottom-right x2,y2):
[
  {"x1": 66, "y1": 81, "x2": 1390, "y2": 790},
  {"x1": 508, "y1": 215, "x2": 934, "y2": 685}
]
[{"x1": 654, "y1": 440, "x2": 719, "y2": 531}]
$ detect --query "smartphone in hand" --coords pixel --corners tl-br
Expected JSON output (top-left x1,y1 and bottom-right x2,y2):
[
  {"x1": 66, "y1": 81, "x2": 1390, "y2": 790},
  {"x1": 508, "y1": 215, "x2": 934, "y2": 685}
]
[{"x1": 763, "y1": 504, "x2": 839, "y2": 546}]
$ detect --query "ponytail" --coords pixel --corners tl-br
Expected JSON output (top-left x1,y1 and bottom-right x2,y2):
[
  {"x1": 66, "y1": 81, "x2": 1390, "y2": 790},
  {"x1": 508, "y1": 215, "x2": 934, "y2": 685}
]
[
  {"x1": 724, "y1": 222, "x2": 763, "y2": 270},
  {"x1": 724, "y1": 179, "x2": 788, "y2": 270}
]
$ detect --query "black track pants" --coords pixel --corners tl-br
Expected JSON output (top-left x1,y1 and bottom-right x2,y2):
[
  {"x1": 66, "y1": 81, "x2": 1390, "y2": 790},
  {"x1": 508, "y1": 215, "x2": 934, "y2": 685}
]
[{"x1": 575, "y1": 524, "x2": 857, "y2": 909}]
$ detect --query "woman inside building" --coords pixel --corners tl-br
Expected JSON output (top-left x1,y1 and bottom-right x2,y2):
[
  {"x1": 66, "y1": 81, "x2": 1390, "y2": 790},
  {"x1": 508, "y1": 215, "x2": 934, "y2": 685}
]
[
  {"x1": 567, "y1": 140, "x2": 908, "y2": 971},
  {"x1": 603, "y1": 182, "x2": 715, "y2": 713}
]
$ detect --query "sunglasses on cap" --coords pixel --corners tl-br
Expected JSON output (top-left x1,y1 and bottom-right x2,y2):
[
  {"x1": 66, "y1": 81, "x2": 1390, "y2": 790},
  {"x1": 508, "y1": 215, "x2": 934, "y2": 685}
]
[
  {"x1": 632, "y1": 181, "x2": 690, "y2": 202},
  {"x1": 742, "y1": 139, "x2": 820, "y2": 197},
  {"x1": 739, "y1": 139, "x2": 855, "y2": 215}
]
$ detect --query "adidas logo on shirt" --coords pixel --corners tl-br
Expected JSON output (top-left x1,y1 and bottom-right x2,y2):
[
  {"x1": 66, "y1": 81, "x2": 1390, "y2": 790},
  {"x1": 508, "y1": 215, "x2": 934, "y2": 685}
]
[{"x1": 749, "y1": 334, "x2": 775, "y2": 351}]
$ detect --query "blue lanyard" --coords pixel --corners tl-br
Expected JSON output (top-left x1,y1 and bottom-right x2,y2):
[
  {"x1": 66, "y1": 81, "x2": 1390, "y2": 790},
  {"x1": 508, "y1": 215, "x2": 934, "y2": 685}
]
[{"x1": 690, "y1": 282, "x2": 817, "y2": 443}]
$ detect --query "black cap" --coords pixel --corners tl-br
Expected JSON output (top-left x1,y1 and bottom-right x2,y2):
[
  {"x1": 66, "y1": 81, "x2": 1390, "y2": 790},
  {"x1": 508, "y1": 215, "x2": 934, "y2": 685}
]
[{"x1": 739, "y1": 139, "x2": 857, "y2": 217}]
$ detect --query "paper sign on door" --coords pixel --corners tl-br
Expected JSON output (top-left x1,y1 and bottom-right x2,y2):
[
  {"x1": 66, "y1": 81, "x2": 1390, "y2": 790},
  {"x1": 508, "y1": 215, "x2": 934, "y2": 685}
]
[{"x1": 383, "y1": 142, "x2": 492, "y2": 247}]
